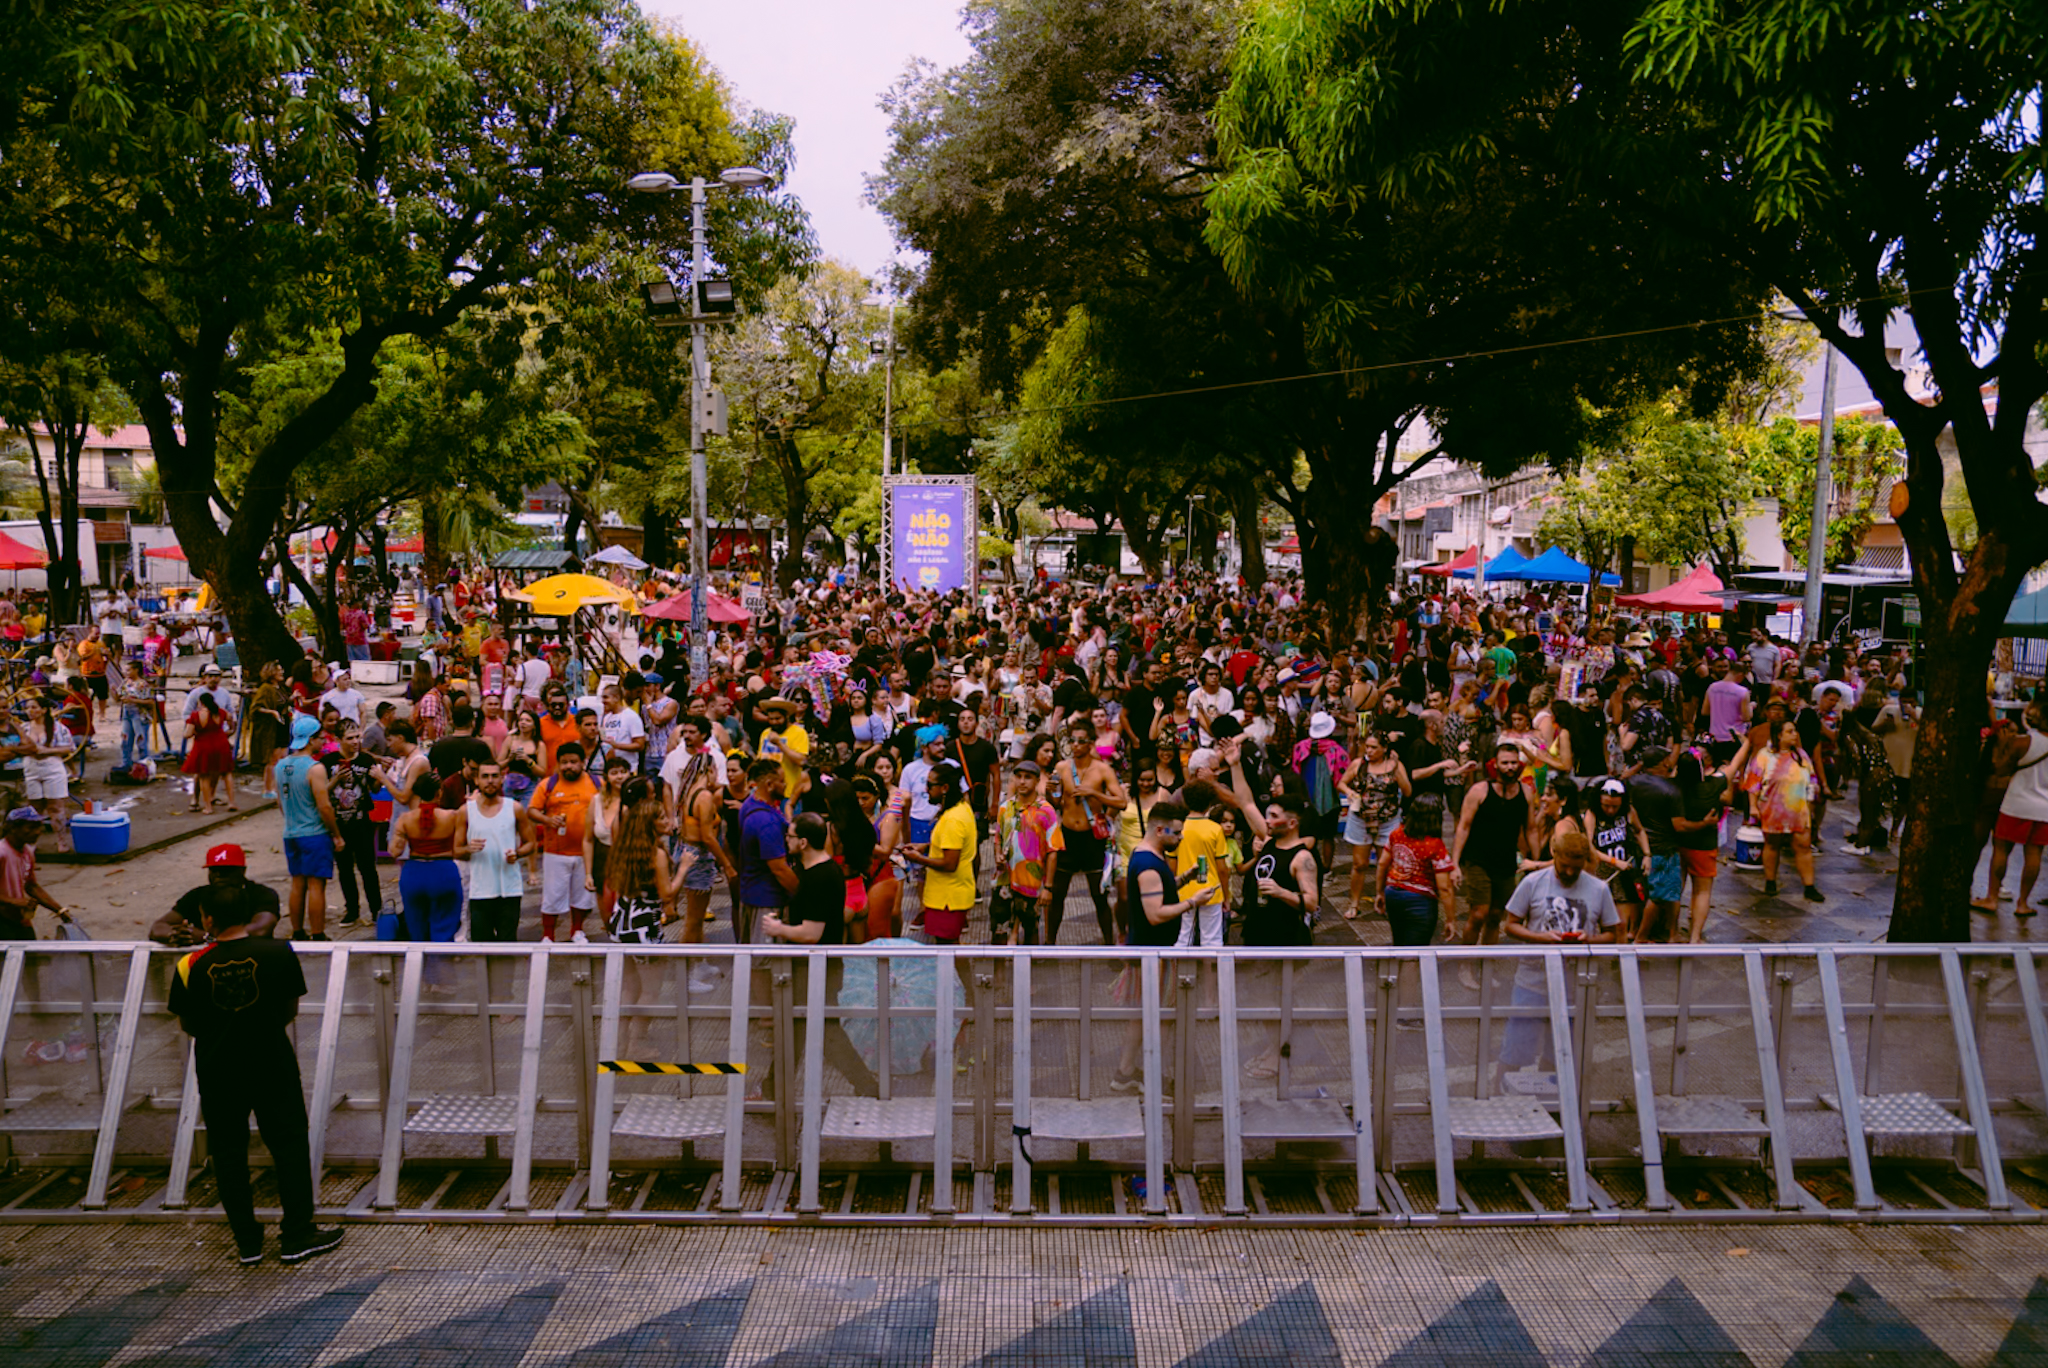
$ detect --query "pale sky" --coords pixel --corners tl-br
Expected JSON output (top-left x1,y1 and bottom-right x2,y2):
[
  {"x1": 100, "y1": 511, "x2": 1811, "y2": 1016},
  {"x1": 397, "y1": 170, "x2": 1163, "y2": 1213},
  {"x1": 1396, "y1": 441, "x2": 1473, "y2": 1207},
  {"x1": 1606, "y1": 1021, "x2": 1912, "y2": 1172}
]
[{"x1": 643, "y1": 0, "x2": 975, "y2": 278}]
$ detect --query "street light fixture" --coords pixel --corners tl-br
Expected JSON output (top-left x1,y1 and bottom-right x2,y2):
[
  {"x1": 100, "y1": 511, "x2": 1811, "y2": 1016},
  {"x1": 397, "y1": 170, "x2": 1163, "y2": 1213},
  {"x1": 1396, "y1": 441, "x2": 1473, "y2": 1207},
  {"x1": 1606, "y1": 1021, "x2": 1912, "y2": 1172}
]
[{"x1": 625, "y1": 165, "x2": 775, "y2": 679}]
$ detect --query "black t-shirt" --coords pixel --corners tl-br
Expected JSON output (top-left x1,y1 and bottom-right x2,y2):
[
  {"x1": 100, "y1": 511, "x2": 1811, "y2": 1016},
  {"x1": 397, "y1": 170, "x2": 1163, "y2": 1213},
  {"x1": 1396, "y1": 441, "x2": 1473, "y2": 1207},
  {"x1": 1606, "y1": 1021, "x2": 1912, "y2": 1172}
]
[
  {"x1": 1123, "y1": 685, "x2": 1166, "y2": 750},
  {"x1": 168, "y1": 932, "x2": 305, "y2": 1040},
  {"x1": 1676, "y1": 775, "x2": 1729, "y2": 852},
  {"x1": 324, "y1": 754, "x2": 380, "y2": 823},
  {"x1": 1401, "y1": 736, "x2": 1446, "y2": 799},
  {"x1": 952, "y1": 736, "x2": 1001, "y2": 813},
  {"x1": 1127, "y1": 849, "x2": 1184, "y2": 948},
  {"x1": 789, "y1": 858, "x2": 847, "y2": 945},
  {"x1": 169, "y1": 880, "x2": 283, "y2": 934},
  {"x1": 1629, "y1": 773, "x2": 1684, "y2": 855},
  {"x1": 1053, "y1": 677, "x2": 1096, "y2": 717},
  {"x1": 1374, "y1": 711, "x2": 1422, "y2": 750},
  {"x1": 429, "y1": 736, "x2": 492, "y2": 780}
]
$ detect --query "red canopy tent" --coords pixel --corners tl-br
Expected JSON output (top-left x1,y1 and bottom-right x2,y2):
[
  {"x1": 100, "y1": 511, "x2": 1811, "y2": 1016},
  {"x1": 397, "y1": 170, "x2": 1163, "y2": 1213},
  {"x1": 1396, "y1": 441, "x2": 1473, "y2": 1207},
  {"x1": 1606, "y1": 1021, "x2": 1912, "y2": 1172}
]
[
  {"x1": 1616, "y1": 563, "x2": 1725, "y2": 612},
  {"x1": 1417, "y1": 545, "x2": 1478, "y2": 578},
  {"x1": 1274, "y1": 535, "x2": 1302, "y2": 555},
  {"x1": 0, "y1": 529, "x2": 48, "y2": 570},
  {"x1": 143, "y1": 544, "x2": 186, "y2": 560}
]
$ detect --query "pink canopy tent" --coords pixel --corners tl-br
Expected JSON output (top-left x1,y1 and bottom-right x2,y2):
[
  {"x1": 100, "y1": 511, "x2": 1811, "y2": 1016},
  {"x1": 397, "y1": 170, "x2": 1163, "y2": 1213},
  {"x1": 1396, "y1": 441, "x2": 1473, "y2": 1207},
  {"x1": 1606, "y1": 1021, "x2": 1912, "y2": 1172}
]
[
  {"x1": 1616, "y1": 564, "x2": 1725, "y2": 612},
  {"x1": 1417, "y1": 545, "x2": 1478, "y2": 578},
  {"x1": 640, "y1": 590, "x2": 751, "y2": 624}
]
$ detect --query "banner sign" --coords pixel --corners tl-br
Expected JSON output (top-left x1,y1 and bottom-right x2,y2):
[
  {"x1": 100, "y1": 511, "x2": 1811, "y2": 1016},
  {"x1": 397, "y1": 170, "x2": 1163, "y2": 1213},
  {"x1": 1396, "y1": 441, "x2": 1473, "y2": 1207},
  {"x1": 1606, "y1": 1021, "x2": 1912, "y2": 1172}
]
[{"x1": 889, "y1": 481, "x2": 971, "y2": 593}]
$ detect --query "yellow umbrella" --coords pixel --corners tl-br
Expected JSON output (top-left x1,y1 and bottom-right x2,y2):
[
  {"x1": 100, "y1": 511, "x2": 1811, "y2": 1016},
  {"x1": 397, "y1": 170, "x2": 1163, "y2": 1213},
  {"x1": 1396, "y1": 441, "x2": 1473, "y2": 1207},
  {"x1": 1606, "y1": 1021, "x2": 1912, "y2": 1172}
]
[{"x1": 503, "y1": 573, "x2": 637, "y2": 616}]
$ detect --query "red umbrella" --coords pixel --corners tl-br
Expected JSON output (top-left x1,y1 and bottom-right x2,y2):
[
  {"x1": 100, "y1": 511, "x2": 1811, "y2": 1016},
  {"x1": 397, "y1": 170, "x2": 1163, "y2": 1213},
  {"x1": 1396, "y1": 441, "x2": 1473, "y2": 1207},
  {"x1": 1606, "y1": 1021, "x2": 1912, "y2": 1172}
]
[{"x1": 0, "y1": 529, "x2": 49, "y2": 570}]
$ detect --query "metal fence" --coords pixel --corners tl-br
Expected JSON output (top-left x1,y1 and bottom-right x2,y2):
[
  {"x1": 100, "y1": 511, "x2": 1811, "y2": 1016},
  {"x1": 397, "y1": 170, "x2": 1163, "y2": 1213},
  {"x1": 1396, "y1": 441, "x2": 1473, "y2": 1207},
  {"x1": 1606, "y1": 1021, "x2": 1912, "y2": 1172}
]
[{"x1": 1, "y1": 941, "x2": 2045, "y2": 1226}]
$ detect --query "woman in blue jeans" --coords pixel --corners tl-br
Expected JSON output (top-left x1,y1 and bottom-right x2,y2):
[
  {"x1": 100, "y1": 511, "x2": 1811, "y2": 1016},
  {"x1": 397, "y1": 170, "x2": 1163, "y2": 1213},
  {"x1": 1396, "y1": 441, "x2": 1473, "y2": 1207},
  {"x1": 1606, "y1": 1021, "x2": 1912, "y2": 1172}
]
[
  {"x1": 1375, "y1": 794, "x2": 1454, "y2": 946},
  {"x1": 386, "y1": 771, "x2": 467, "y2": 942}
]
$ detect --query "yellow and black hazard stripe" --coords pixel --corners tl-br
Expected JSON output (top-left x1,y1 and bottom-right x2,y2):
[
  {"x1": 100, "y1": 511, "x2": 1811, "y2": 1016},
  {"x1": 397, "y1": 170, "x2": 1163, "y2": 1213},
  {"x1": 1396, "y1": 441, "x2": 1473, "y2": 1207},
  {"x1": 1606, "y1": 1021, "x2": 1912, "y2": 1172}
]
[{"x1": 597, "y1": 1060, "x2": 746, "y2": 1075}]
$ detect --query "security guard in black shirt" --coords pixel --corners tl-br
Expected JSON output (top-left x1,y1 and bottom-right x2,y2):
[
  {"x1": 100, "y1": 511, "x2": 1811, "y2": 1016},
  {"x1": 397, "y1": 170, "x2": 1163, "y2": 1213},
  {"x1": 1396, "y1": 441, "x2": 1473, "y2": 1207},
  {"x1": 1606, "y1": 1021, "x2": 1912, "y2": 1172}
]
[{"x1": 167, "y1": 885, "x2": 342, "y2": 1266}]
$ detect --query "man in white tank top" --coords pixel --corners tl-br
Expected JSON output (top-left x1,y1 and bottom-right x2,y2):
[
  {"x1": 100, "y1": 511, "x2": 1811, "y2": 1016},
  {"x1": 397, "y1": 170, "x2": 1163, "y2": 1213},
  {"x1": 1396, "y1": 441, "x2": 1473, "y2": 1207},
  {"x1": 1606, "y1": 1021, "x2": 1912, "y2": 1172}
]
[{"x1": 465, "y1": 761, "x2": 536, "y2": 942}]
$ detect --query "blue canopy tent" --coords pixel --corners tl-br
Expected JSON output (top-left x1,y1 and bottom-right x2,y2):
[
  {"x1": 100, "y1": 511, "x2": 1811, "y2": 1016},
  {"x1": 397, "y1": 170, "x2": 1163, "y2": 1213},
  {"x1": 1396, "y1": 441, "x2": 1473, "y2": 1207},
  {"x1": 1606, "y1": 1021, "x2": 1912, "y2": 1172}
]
[
  {"x1": 1505, "y1": 545, "x2": 1621, "y2": 586},
  {"x1": 1451, "y1": 546, "x2": 1530, "y2": 581},
  {"x1": 2005, "y1": 584, "x2": 2048, "y2": 638}
]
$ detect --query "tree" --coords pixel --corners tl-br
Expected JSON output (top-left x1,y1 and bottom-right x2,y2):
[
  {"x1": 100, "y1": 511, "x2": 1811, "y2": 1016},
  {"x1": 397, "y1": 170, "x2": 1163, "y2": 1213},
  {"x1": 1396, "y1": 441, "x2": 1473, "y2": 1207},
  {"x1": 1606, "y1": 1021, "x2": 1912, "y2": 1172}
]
[
  {"x1": 217, "y1": 333, "x2": 583, "y2": 657},
  {"x1": 715, "y1": 261, "x2": 891, "y2": 589},
  {"x1": 1740, "y1": 416, "x2": 1905, "y2": 572},
  {"x1": 878, "y1": 0, "x2": 1768, "y2": 640},
  {"x1": 0, "y1": 354, "x2": 135, "y2": 624},
  {"x1": 0, "y1": 0, "x2": 716, "y2": 674},
  {"x1": 1277, "y1": 0, "x2": 2042, "y2": 938}
]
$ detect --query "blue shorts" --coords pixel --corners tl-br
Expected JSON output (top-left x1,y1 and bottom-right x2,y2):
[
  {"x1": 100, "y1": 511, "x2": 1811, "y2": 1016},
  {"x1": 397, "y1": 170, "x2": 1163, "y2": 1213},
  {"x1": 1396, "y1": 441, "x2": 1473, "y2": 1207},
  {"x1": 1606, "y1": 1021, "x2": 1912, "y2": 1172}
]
[
  {"x1": 676, "y1": 840, "x2": 719, "y2": 892},
  {"x1": 284, "y1": 834, "x2": 335, "y2": 880},
  {"x1": 1644, "y1": 852, "x2": 1684, "y2": 903}
]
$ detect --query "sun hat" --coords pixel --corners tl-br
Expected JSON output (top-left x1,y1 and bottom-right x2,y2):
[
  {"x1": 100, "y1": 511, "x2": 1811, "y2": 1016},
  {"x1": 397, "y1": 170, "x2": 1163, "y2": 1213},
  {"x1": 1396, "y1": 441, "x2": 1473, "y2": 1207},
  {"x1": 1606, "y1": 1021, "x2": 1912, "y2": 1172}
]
[{"x1": 1308, "y1": 712, "x2": 1337, "y2": 740}]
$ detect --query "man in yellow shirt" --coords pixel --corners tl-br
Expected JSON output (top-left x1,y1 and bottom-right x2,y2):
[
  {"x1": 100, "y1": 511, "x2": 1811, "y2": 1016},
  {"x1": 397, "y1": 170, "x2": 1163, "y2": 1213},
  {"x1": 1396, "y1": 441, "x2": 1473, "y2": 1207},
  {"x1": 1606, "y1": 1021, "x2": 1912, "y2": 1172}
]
[
  {"x1": 758, "y1": 697, "x2": 811, "y2": 809},
  {"x1": 903, "y1": 762, "x2": 977, "y2": 944},
  {"x1": 1174, "y1": 779, "x2": 1232, "y2": 948}
]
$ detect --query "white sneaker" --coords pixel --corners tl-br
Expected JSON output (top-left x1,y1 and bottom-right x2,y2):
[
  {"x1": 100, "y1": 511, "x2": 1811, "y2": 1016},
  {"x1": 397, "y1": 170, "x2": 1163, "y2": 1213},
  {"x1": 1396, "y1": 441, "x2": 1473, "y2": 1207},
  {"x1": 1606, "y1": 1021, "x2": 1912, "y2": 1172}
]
[
  {"x1": 570, "y1": 930, "x2": 589, "y2": 945},
  {"x1": 688, "y1": 967, "x2": 722, "y2": 994}
]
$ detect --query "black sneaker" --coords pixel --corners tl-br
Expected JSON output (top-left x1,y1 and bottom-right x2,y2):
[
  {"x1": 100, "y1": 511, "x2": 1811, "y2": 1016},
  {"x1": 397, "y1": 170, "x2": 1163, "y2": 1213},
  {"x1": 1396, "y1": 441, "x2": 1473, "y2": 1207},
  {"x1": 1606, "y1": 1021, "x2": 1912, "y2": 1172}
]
[
  {"x1": 1762, "y1": 881, "x2": 1777, "y2": 897},
  {"x1": 339, "y1": 910, "x2": 361, "y2": 927},
  {"x1": 279, "y1": 1227, "x2": 344, "y2": 1264},
  {"x1": 235, "y1": 1234, "x2": 264, "y2": 1266},
  {"x1": 1803, "y1": 885, "x2": 1826, "y2": 904},
  {"x1": 304, "y1": 932, "x2": 330, "y2": 942}
]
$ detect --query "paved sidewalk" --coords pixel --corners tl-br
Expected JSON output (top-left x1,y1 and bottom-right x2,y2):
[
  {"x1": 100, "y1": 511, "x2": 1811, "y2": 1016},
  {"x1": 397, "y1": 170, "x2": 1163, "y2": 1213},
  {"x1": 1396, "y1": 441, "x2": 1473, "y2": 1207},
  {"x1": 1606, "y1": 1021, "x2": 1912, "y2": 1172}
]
[{"x1": 2, "y1": 1220, "x2": 2044, "y2": 1366}]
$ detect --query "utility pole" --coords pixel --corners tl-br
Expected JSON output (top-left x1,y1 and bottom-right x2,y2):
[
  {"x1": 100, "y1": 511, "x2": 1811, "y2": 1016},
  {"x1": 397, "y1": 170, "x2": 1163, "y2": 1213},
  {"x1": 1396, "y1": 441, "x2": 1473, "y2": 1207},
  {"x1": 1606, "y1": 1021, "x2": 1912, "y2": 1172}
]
[
  {"x1": 1801, "y1": 343, "x2": 1838, "y2": 647},
  {"x1": 687, "y1": 177, "x2": 711, "y2": 683}
]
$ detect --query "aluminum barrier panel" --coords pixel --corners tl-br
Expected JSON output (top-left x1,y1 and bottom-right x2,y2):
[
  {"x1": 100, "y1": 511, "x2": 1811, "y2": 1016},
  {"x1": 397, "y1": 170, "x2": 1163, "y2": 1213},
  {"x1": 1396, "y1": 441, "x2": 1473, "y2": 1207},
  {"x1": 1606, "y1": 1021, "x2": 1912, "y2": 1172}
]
[{"x1": 0, "y1": 942, "x2": 2044, "y2": 1227}]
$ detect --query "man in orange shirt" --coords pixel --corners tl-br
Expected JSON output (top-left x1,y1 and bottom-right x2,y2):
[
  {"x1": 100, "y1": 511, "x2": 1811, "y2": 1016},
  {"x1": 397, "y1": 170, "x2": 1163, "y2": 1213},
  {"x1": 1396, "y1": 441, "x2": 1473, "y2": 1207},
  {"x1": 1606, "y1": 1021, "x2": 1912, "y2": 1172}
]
[
  {"x1": 537, "y1": 684, "x2": 580, "y2": 778},
  {"x1": 528, "y1": 741, "x2": 597, "y2": 942}
]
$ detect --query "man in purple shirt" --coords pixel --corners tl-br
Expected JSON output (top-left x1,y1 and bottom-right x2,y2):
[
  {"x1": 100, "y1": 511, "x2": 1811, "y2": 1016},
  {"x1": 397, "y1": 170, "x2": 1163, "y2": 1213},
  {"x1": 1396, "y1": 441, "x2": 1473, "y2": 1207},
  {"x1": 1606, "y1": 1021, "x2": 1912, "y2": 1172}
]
[{"x1": 1703, "y1": 659, "x2": 1753, "y2": 766}]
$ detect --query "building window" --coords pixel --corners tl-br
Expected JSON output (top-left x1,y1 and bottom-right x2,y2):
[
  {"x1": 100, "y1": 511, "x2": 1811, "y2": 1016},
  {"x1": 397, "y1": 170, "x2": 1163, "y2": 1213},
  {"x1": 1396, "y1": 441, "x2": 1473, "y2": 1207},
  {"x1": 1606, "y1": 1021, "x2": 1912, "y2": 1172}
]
[{"x1": 103, "y1": 452, "x2": 133, "y2": 489}]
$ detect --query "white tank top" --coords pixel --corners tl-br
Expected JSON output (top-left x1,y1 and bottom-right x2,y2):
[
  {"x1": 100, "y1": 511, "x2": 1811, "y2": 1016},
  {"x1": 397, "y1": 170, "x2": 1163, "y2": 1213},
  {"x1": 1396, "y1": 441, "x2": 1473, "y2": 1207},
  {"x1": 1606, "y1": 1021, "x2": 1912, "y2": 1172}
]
[
  {"x1": 465, "y1": 797, "x2": 524, "y2": 899},
  {"x1": 2003, "y1": 731, "x2": 2048, "y2": 823}
]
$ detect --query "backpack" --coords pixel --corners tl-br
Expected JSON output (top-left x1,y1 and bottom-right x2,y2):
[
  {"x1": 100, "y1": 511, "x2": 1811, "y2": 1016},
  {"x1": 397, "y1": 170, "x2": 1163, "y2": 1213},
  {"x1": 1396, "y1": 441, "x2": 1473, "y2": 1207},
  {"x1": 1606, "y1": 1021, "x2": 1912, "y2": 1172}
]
[{"x1": 1301, "y1": 743, "x2": 1339, "y2": 816}]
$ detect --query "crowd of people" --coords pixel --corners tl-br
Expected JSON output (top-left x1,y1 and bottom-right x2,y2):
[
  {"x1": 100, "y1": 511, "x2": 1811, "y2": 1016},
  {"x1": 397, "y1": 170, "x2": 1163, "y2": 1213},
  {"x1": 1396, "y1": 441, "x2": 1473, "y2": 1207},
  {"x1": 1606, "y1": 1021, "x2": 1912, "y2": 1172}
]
[{"x1": 79, "y1": 563, "x2": 1955, "y2": 964}]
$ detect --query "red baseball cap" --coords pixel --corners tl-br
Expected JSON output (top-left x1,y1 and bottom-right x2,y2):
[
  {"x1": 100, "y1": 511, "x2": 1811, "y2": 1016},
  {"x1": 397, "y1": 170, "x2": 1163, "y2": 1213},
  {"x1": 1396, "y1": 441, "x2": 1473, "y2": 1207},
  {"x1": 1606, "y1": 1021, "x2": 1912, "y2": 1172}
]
[{"x1": 204, "y1": 843, "x2": 246, "y2": 869}]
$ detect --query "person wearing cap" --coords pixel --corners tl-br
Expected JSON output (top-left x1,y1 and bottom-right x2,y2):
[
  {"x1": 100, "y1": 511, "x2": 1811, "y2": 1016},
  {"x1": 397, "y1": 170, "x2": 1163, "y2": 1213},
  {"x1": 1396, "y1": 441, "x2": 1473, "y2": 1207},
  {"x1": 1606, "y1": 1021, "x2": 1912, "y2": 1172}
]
[
  {"x1": 0, "y1": 807, "x2": 67, "y2": 940},
  {"x1": 900, "y1": 761, "x2": 978, "y2": 944},
  {"x1": 758, "y1": 696, "x2": 811, "y2": 806},
  {"x1": 319, "y1": 667, "x2": 365, "y2": 728},
  {"x1": 168, "y1": 882, "x2": 343, "y2": 1266},
  {"x1": 992, "y1": 760, "x2": 1062, "y2": 946},
  {"x1": 275, "y1": 714, "x2": 345, "y2": 940},
  {"x1": 180, "y1": 663, "x2": 240, "y2": 813},
  {"x1": 151, "y1": 843, "x2": 282, "y2": 945}
]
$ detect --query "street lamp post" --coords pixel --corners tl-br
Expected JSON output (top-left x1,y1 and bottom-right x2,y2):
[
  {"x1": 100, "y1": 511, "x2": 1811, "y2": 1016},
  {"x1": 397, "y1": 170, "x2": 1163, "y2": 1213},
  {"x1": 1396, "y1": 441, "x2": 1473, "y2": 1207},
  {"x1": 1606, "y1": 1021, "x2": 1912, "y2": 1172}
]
[{"x1": 627, "y1": 166, "x2": 773, "y2": 682}]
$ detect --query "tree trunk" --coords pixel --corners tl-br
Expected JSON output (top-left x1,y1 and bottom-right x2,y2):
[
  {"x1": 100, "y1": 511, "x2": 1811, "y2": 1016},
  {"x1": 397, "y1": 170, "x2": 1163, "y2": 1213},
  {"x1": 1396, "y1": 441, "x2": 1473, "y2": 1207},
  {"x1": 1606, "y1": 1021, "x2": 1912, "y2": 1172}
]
[
  {"x1": 1888, "y1": 520, "x2": 2032, "y2": 941},
  {"x1": 421, "y1": 496, "x2": 448, "y2": 585},
  {"x1": 641, "y1": 499, "x2": 673, "y2": 572},
  {"x1": 560, "y1": 501, "x2": 583, "y2": 558},
  {"x1": 1617, "y1": 535, "x2": 1637, "y2": 597},
  {"x1": 1233, "y1": 482, "x2": 1267, "y2": 591},
  {"x1": 369, "y1": 523, "x2": 389, "y2": 589}
]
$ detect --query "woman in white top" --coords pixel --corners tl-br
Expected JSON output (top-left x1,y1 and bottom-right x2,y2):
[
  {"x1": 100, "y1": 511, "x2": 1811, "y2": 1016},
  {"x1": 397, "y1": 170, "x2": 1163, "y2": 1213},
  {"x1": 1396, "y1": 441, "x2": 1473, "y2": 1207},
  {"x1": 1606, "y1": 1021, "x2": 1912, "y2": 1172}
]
[{"x1": 1982, "y1": 701, "x2": 2048, "y2": 913}]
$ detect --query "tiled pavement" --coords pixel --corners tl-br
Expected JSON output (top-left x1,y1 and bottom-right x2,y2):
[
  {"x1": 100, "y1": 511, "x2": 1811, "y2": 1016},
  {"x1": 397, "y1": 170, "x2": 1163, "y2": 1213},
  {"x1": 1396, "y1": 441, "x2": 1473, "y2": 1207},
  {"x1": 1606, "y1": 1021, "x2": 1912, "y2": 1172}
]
[{"x1": 3, "y1": 1220, "x2": 2047, "y2": 1366}]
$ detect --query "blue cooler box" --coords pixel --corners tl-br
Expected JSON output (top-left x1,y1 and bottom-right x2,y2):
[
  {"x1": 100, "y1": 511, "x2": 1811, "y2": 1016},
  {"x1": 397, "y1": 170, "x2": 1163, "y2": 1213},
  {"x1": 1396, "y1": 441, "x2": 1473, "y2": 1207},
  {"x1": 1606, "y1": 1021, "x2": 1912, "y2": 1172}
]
[{"x1": 71, "y1": 811, "x2": 131, "y2": 856}]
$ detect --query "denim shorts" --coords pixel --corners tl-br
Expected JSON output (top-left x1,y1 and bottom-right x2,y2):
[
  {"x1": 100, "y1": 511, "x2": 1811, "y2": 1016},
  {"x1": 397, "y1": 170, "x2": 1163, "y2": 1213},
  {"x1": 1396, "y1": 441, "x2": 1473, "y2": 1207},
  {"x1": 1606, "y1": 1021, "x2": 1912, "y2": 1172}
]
[
  {"x1": 1344, "y1": 811, "x2": 1399, "y2": 849},
  {"x1": 1644, "y1": 852, "x2": 1685, "y2": 903},
  {"x1": 1382, "y1": 888, "x2": 1439, "y2": 947}
]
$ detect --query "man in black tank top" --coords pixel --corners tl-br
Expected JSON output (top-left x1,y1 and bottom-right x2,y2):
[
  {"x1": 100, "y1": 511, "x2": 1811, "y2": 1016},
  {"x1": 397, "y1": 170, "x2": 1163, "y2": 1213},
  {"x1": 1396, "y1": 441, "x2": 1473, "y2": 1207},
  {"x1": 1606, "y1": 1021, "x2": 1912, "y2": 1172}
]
[
  {"x1": 1241, "y1": 792, "x2": 1323, "y2": 948},
  {"x1": 1451, "y1": 742, "x2": 1534, "y2": 974}
]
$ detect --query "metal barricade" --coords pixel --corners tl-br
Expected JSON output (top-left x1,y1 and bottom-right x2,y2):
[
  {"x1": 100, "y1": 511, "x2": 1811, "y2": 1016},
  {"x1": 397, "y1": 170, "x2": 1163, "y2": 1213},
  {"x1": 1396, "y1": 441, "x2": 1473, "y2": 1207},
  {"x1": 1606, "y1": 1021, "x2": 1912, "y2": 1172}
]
[{"x1": 0, "y1": 941, "x2": 2043, "y2": 1226}]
